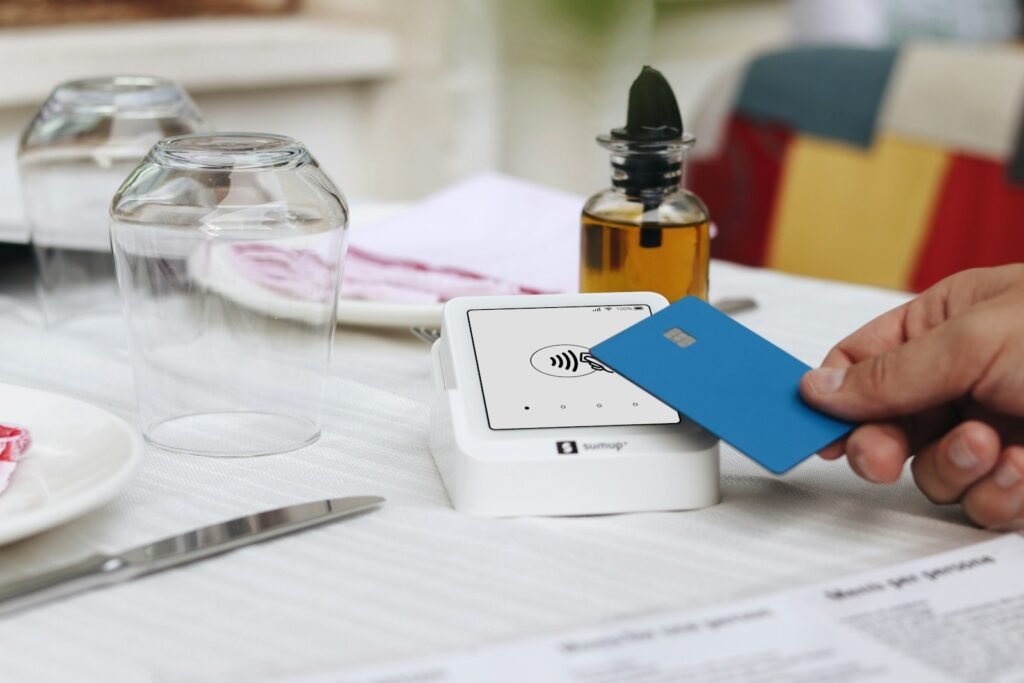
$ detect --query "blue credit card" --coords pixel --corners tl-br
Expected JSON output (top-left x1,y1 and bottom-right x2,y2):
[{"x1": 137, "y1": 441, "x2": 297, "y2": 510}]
[{"x1": 590, "y1": 296, "x2": 854, "y2": 474}]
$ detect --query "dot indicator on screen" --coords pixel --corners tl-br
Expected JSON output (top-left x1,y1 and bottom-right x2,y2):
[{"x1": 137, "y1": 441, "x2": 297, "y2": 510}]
[
  {"x1": 560, "y1": 404, "x2": 566, "y2": 409},
  {"x1": 523, "y1": 406, "x2": 530, "y2": 410},
  {"x1": 632, "y1": 402, "x2": 639, "y2": 407},
  {"x1": 596, "y1": 403, "x2": 603, "y2": 408}
]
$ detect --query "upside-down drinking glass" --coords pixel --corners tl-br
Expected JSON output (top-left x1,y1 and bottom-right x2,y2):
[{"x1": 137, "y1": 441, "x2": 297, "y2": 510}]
[
  {"x1": 110, "y1": 133, "x2": 348, "y2": 457},
  {"x1": 18, "y1": 76, "x2": 203, "y2": 325}
]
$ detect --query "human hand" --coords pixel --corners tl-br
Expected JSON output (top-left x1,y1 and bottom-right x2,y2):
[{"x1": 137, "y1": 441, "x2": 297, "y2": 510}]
[{"x1": 799, "y1": 265, "x2": 1024, "y2": 529}]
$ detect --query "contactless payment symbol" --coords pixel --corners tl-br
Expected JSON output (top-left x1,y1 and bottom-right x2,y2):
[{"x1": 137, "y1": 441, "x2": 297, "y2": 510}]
[{"x1": 530, "y1": 344, "x2": 613, "y2": 378}]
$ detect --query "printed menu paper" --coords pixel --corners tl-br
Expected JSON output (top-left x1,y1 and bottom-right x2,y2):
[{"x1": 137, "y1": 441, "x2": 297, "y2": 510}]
[{"x1": 288, "y1": 534, "x2": 1024, "y2": 683}]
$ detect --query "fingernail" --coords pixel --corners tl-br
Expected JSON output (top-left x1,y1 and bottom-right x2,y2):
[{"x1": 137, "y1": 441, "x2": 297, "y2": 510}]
[
  {"x1": 994, "y1": 462, "x2": 1022, "y2": 490},
  {"x1": 994, "y1": 519, "x2": 1024, "y2": 533},
  {"x1": 948, "y1": 435, "x2": 979, "y2": 470},
  {"x1": 808, "y1": 367, "x2": 846, "y2": 394},
  {"x1": 851, "y1": 449, "x2": 880, "y2": 483}
]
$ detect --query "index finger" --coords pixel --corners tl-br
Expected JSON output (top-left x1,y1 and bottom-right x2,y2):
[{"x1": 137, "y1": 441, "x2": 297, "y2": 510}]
[
  {"x1": 816, "y1": 308, "x2": 911, "y2": 456},
  {"x1": 821, "y1": 271, "x2": 975, "y2": 368},
  {"x1": 821, "y1": 301, "x2": 911, "y2": 368}
]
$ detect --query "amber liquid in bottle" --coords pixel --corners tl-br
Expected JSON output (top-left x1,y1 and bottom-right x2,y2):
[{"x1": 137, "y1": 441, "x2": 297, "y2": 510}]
[
  {"x1": 580, "y1": 184, "x2": 711, "y2": 301},
  {"x1": 581, "y1": 212, "x2": 710, "y2": 301}
]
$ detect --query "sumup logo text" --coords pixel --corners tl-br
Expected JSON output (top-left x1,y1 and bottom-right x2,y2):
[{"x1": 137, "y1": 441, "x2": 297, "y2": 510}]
[{"x1": 582, "y1": 441, "x2": 628, "y2": 452}]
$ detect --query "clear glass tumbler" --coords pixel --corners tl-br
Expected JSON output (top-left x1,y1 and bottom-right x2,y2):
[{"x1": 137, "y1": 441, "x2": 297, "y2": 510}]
[
  {"x1": 18, "y1": 75, "x2": 203, "y2": 325},
  {"x1": 110, "y1": 133, "x2": 348, "y2": 457}
]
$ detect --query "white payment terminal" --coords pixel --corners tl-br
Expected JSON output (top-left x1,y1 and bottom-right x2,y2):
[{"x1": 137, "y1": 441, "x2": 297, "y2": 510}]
[{"x1": 428, "y1": 292, "x2": 720, "y2": 517}]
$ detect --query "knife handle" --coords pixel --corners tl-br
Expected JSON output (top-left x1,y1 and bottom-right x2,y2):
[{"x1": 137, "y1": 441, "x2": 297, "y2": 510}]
[
  {"x1": 0, "y1": 554, "x2": 130, "y2": 617},
  {"x1": 713, "y1": 297, "x2": 757, "y2": 316}
]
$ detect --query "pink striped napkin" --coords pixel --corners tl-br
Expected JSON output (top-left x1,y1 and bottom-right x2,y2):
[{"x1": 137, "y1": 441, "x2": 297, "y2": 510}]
[{"x1": 228, "y1": 173, "x2": 582, "y2": 306}]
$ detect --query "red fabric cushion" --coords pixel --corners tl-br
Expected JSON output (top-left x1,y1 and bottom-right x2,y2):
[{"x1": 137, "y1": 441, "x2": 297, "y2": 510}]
[
  {"x1": 690, "y1": 115, "x2": 794, "y2": 267},
  {"x1": 912, "y1": 153, "x2": 1024, "y2": 291}
]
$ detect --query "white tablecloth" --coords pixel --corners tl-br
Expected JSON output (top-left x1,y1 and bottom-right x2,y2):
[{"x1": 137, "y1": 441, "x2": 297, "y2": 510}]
[{"x1": 0, "y1": 259, "x2": 995, "y2": 683}]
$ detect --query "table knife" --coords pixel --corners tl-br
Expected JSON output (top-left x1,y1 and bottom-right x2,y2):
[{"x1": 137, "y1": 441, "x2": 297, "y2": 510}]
[{"x1": 0, "y1": 495, "x2": 384, "y2": 617}]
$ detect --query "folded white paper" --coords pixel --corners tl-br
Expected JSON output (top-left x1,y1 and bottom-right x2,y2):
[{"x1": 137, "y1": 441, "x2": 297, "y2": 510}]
[{"x1": 349, "y1": 173, "x2": 582, "y2": 295}]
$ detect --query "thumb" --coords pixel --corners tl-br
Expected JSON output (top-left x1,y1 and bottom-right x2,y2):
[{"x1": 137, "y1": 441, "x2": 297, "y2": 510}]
[{"x1": 800, "y1": 320, "x2": 988, "y2": 421}]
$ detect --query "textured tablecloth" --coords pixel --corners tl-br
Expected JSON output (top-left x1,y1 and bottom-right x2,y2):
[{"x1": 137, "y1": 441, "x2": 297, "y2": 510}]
[{"x1": 0, "y1": 259, "x2": 995, "y2": 683}]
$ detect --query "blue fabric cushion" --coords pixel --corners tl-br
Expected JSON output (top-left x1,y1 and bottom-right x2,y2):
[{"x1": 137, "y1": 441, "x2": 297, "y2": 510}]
[{"x1": 736, "y1": 46, "x2": 899, "y2": 148}]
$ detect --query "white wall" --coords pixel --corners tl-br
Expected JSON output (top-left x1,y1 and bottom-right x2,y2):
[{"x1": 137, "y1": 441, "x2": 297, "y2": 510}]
[
  {"x1": 496, "y1": 0, "x2": 789, "y2": 196},
  {"x1": 206, "y1": 0, "x2": 791, "y2": 200},
  {"x1": 0, "y1": 0, "x2": 791, "y2": 240}
]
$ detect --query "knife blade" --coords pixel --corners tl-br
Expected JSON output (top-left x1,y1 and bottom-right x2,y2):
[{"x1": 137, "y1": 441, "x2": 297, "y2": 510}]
[{"x1": 0, "y1": 495, "x2": 384, "y2": 617}]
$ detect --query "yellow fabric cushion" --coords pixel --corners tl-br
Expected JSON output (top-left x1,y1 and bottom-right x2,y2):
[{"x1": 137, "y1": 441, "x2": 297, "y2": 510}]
[{"x1": 766, "y1": 134, "x2": 949, "y2": 290}]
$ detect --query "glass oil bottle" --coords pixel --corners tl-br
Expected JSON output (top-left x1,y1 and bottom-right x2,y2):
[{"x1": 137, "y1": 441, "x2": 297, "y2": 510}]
[{"x1": 580, "y1": 66, "x2": 710, "y2": 301}]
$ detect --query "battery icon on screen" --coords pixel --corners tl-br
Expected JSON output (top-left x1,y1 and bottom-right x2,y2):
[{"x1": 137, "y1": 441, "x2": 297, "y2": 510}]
[{"x1": 634, "y1": 306, "x2": 643, "y2": 310}]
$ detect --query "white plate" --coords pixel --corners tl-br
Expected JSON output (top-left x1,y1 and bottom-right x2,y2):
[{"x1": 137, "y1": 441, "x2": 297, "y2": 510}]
[
  {"x1": 186, "y1": 202, "x2": 446, "y2": 329},
  {"x1": 336, "y1": 298, "x2": 442, "y2": 328},
  {"x1": 191, "y1": 244, "x2": 444, "y2": 330},
  {"x1": 0, "y1": 384, "x2": 143, "y2": 546}
]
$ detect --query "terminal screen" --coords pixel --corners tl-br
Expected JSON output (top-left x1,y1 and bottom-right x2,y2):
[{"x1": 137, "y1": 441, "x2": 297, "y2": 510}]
[{"x1": 467, "y1": 305, "x2": 679, "y2": 430}]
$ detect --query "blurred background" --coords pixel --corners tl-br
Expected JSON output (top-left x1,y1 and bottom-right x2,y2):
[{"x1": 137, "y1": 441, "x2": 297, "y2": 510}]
[{"x1": 1, "y1": 0, "x2": 1023, "y2": 289}]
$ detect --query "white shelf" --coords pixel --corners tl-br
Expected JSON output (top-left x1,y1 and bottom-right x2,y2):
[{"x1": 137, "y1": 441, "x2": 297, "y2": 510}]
[{"x1": 0, "y1": 16, "x2": 398, "y2": 107}]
